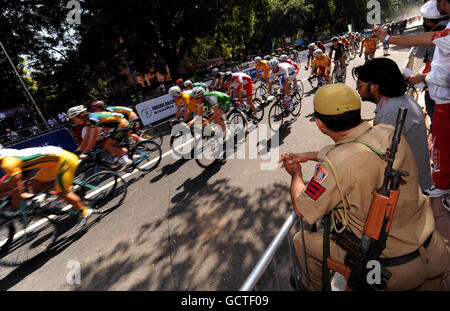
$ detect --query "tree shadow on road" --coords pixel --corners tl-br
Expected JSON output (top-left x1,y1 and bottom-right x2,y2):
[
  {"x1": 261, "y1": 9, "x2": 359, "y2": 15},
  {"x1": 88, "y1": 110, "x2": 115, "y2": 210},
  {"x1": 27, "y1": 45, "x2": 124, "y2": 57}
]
[{"x1": 69, "y1": 179, "x2": 297, "y2": 291}]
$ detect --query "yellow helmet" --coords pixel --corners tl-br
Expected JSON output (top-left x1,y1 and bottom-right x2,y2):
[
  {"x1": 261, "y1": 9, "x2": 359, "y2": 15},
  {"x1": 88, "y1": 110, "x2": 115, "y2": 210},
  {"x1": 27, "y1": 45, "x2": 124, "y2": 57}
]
[{"x1": 313, "y1": 84, "x2": 361, "y2": 116}]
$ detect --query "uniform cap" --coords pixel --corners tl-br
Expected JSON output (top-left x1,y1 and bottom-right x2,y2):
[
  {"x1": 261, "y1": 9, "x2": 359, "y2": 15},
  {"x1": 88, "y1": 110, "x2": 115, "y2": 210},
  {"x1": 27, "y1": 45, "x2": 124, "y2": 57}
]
[{"x1": 313, "y1": 84, "x2": 361, "y2": 115}]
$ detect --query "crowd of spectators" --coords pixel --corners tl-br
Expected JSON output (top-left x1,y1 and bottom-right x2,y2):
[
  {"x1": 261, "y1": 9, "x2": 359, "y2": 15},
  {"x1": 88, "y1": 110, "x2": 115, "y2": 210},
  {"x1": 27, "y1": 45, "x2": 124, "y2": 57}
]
[{"x1": 0, "y1": 110, "x2": 71, "y2": 145}]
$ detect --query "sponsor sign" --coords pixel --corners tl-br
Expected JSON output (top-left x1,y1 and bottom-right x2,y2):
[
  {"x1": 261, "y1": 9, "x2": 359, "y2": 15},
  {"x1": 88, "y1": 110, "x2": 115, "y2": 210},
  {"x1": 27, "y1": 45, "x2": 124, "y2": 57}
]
[{"x1": 136, "y1": 94, "x2": 178, "y2": 126}]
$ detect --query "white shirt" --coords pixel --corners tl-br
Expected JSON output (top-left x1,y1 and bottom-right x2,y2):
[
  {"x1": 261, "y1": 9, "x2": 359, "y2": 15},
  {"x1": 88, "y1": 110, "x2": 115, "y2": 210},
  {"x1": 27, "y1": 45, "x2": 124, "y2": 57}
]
[
  {"x1": 425, "y1": 22, "x2": 450, "y2": 105},
  {"x1": 269, "y1": 62, "x2": 296, "y2": 82}
]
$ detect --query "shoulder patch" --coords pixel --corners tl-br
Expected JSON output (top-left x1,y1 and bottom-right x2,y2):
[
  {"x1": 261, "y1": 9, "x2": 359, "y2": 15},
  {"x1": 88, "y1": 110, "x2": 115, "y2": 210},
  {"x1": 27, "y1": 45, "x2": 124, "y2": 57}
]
[
  {"x1": 313, "y1": 166, "x2": 328, "y2": 183},
  {"x1": 304, "y1": 179, "x2": 326, "y2": 201}
]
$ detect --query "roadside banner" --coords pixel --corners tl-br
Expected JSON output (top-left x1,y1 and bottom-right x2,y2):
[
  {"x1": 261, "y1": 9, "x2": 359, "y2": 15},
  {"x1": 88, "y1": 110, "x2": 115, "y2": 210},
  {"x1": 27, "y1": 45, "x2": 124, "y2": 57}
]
[
  {"x1": 9, "y1": 128, "x2": 78, "y2": 152},
  {"x1": 136, "y1": 94, "x2": 178, "y2": 126}
]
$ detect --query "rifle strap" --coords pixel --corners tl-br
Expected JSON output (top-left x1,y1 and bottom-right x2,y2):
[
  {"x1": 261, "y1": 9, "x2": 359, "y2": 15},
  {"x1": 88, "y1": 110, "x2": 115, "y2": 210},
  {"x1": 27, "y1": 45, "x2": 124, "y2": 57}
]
[{"x1": 322, "y1": 212, "x2": 332, "y2": 291}]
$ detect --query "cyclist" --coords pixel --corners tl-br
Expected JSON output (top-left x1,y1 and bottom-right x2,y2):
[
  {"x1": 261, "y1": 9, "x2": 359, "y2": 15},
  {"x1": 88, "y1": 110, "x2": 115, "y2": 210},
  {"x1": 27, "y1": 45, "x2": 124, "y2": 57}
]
[
  {"x1": 191, "y1": 86, "x2": 231, "y2": 137},
  {"x1": 67, "y1": 105, "x2": 135, "y2": 170},
  {"x1": 90, "y1": 101, "x2": 143, "y2": 143},
  {"x1": 267, "y1": 58, "x2": 297, "y2": 111},
  {"x1": 309, "y1": 48, "x2": 331, "y2": 85},
  {"x1": 0, "y1": 145, "x2": 93, "y2": 229},
  {"x1": 329, "y1": 37, "x2": 347, "y2": 69},
  {"x1": 360, "y1": 33, "x2": 377, "y2": 62},
  {"x1": 224, "y1": 71, "x2": 258, "y2": 118},
  {"x1": 184, "y1": 80, "x2": 209, "y2": 92},
  {"x1": 175, "y1": 78, "x2": 184, "y2": 89},
  {"x1": 316, "y1": 41, "x2": 326, "y2": 53},
  {"x1": 254, "y1": 56, "x2": 271, "y2": 88},
  {"x1": 280, "y1": 54, "x2": 300, "y2": 91},
  {"x1": 305, "y1": 43, "x2": 317, "y2": 70},
  {"x1": 210, "y1": 68, "x2": 225, "y2": 91}
]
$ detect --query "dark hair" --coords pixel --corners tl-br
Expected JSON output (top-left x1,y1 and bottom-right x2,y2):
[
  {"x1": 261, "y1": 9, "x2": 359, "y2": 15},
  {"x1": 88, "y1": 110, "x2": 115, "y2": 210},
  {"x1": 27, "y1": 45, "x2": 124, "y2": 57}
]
[
  {"x1": 314, "y1": 110, "x2": 361, "y2": 132},
  {"x1": 352, "y1": 58, "x2": 407, "y2": 97}
]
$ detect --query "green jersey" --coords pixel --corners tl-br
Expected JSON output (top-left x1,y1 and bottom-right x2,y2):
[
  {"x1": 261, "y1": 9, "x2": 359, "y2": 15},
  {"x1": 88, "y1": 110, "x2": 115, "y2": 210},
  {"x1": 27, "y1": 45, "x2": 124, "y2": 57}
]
[{"x1": 202, "y1": 91, "x2": 230, "y2": 111}]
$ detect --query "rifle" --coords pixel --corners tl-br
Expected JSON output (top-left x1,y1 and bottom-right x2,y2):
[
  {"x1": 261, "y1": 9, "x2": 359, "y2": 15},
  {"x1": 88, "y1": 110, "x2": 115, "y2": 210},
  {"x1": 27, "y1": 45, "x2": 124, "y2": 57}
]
[{"x1": 327, "y1": 107, "x2": 409, "y2": 291}]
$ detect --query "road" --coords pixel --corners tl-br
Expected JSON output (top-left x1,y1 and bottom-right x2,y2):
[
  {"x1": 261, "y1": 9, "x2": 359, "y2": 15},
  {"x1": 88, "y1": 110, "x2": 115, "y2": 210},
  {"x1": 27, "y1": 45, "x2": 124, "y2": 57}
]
[{"x1": 0, "y1": 26, "x2": 423, "y2": 291}]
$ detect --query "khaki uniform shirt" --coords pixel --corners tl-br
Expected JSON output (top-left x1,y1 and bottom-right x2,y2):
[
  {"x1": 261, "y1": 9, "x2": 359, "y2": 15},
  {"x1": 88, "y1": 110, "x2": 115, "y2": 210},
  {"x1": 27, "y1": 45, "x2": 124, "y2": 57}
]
[{"x1": 295, "y1": 122, "x2": 435, "y2": 258}]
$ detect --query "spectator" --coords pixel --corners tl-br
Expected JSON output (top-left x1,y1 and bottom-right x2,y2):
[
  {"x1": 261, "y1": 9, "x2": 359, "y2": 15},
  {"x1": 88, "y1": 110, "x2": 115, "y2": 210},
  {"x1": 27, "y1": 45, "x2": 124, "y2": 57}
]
[
  {"x1": 48, "y1": 116, "x2": 58, "y2": 128},
  {"x1": 58, "y1": 111, "x2": 69, "y2": 123},
  {"x1": 412, "y1": 0, "x2": 448, "y2": 133},
  {"x1": 373, "y1": 0, "x2": 450, "y2": 199},
  {"x1": 353, "y1": 58, "x2": 433, "y2": 193},
  {"x1": 6, "y1": 128, "x2": 19, "y2": 141},
  {"x1": 14, "y1": 116, "x2": 24, "y2": 130}
]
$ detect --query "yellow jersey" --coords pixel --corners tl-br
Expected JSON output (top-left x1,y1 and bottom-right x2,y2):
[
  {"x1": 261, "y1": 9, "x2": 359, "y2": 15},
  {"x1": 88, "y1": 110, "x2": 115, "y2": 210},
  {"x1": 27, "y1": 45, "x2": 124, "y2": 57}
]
[
  {"x1": 256, "y1": 60, "x2": 271, "y2": 79},
  {"x1": 175, "y1": 91, "x2": 198, "y2": 112},
  {"x1": 312, "y1": 54, "x2": 331, "y2": 72},
  {"x1": 362, "y1": 38, "x2": 377, "y2": 53}
]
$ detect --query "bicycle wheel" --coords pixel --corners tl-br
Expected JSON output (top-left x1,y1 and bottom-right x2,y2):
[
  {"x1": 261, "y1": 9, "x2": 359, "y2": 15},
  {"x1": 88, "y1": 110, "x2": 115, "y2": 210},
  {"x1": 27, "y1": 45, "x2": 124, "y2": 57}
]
[
  {"x1": 0, "y1": 213, "x2": 57, "y2": 266},
  {"x1": 132, "y1": 140, "x2": 162, "y2": 172},
  {"x1": 297, "y1": 80, "x2": 304, "y2": 98},
  {"x1": 291, "y1": 93, "x2": 302, "y2": 117},
  {"x1": 310, "y1": 77, "x2": 319, "y2": 90},
  {"x1": 252, "y1": 98, "x2": 265, "y2": 122},
  {"x1": 194, "y1": 133, "x2": 221, "y2": 169},
  {"x1": 0, "y1": 221, "x2": 14, "y2": 256},
  {"x1": 255, "y1": 85, "x2": 267, "y2": 99},
  {"x1": 268, "y1": 102, "x2": 284, "y2": 131},
  {"x1": 75, "y1": 170, "x2": 127, "y2": 214},
  {"x1": 140, "y1": 126, "x2": 163, "y2": 146},
  {"x1": 170, "y1": 122, "x2": 195, "y2": 158},
  {"x1": 227, "y1": 110, "x2": 247, "y2": 137}
]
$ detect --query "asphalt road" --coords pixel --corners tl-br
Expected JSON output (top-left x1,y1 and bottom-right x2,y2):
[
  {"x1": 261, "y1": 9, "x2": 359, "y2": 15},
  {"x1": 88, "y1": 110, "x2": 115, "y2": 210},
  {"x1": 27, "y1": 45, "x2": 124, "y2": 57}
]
[{"x1": 0, "y1": 26, "x2": 424, "y2": 291}]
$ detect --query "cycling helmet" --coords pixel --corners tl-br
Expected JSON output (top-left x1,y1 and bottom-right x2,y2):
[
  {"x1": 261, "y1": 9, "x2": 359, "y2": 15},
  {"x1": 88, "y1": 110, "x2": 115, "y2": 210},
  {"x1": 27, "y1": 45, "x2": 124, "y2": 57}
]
[
  {"x1": 332, "y1": 37, "x2": 339, "y2": 42},
  {"x1": 313, "y1": 48, "x2": 323, "y2": 57},
  {"x1": 184, "y1": 80, "x2": 193, "y2": 88},
  {"x1": 223, "y1": 71, "x2": 233, "y2": 81},
  {"x1": 67, "y1": 105, "x2": 87, "y2": 118},
  {"x1": 280, "y1": 54, "x2": 288, "y2": 61},
  {"x1": 268, "y1": 59, "x2": 279, "y2": 68},
  {"x1": 254, "y1": 56, "x2": 262, "y2": 63},
  {"x1": 176, "y1": 78, "x2": 183, "y2": 86},
  {"x1": 264, "y1": 55, "x2": 271, "y2": 61},
  {"x1": 211, "y1": 68, "x2": 219, "y2": 74},
  {"x1": 168, "y1": 86, "x2": 182, "y2": 97},
  {"x1": 308, "y1": 43, "x2": 316, "y2": 50},
  {"x1": 191, "y1": 86, "x2": 206, "y2": 98},
  {"x1": 90, "y1": 100, "x2": 106, "y2": 109}
]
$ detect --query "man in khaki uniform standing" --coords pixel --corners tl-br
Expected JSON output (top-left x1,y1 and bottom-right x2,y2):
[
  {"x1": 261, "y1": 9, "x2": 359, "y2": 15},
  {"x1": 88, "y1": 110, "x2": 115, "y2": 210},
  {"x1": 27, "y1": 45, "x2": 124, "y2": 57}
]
[{"x1": 280, "y1": 84, "x2": 450, "y2": 291}]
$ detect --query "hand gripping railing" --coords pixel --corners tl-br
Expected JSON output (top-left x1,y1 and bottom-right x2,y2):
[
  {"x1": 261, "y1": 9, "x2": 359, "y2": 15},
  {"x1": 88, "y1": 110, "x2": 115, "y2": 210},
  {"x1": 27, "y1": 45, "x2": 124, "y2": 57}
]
[{"x1": 239, "y1": 210, "x2": 299, "y2": 291}]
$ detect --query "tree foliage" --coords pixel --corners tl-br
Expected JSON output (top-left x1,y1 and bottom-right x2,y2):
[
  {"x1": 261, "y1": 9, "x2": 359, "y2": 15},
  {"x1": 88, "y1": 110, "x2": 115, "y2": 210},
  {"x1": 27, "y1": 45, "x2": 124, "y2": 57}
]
[{"x1": 0, "y1": 0, "x2": 425, "y2": 112}]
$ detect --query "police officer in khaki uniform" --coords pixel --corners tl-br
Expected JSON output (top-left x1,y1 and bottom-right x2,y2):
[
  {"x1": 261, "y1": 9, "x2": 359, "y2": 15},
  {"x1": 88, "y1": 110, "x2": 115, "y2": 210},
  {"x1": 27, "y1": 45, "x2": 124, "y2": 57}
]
[{"x1": 280, "y1": 84, "x2": 450, "y2": 291}]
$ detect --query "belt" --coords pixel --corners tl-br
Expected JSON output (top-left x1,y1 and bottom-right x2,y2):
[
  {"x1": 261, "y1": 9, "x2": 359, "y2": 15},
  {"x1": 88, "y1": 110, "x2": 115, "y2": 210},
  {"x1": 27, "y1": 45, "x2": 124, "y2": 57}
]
[{"x1": 378, "y1": 233, "x2": 433, "y2": 267}]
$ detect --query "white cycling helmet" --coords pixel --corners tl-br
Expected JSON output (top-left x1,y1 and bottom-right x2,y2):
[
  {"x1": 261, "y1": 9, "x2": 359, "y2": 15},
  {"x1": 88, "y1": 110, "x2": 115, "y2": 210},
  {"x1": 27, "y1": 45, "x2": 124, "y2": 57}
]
[
  {"x1": 191, "y1": 86, "x2": 206, "y2": 98},
  {"x1": 168, "y1": 86, "x2": 182, "y2": 97},
  {"x1": 268, "y1": 59, "x2": 279, "y2": 68},
  {"x1": 254, "y1": 56, "x2": 262, "y2": 63},
  {"x1": 211, "y1": 68, "x2": 219, "y2": 74},
  {"x1": 67, "y1": 105, "x2": 87, "y2": 118},
  {"x1": 184, "y1": 80, "x2": 193, "y2": 88},
  {"x1": 280, "y1": 54, "x2": 288, "y2": 61},
  {"x1": 308, "y1": 43, "x2": 316, "y2": 50},
  {"x1": 313, "y1": 48, "x2": 323, "y2": 57}
]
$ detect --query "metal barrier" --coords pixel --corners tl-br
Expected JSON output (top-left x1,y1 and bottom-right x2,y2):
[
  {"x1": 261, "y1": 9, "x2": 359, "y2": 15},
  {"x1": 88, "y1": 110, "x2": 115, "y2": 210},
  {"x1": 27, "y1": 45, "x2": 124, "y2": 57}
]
[
  {"x1": 239, "y1": 210, "x2": 303, "y2": 291},
  {"x1": 0, "y1": 122, "x2": 75, "y2": 147}
]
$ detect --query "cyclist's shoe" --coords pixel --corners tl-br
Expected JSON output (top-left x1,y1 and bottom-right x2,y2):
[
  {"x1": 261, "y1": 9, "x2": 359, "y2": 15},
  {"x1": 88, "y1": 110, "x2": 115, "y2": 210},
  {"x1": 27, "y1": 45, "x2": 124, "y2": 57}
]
[
  {"x1": 422, "y1": 186, "x2": 450, "y2": 198},
  {"x1": 74, "y1": 208, "x2": 93, "y2": 230},
  {"x1": 117, "y1": 156, "x2": 133, "y2": 172}
]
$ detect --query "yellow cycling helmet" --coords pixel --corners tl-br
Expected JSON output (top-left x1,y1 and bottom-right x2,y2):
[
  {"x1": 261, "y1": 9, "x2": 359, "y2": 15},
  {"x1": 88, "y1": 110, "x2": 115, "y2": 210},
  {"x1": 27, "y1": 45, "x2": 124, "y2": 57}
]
[{"x1": 313, "y1": 84, "x2": 361, "y2": 116}]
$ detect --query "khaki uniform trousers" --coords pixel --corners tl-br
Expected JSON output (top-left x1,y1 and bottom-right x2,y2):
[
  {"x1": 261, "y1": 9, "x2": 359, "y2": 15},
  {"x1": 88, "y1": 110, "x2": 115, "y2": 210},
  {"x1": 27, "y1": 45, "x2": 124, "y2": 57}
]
[{"x1": 293, "y1": 229, "x2": 450, "y2": 291}]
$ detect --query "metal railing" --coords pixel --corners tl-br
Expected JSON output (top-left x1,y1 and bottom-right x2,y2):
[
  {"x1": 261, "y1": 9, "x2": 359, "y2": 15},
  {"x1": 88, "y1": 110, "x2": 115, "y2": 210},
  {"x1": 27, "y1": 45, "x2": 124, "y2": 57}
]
[
  {"x1": 239, "y1": 210, "x2": 303, "y2": 291},
  {"x1": 0, "y1": 122, "x2": 75, "y2": 147}
]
